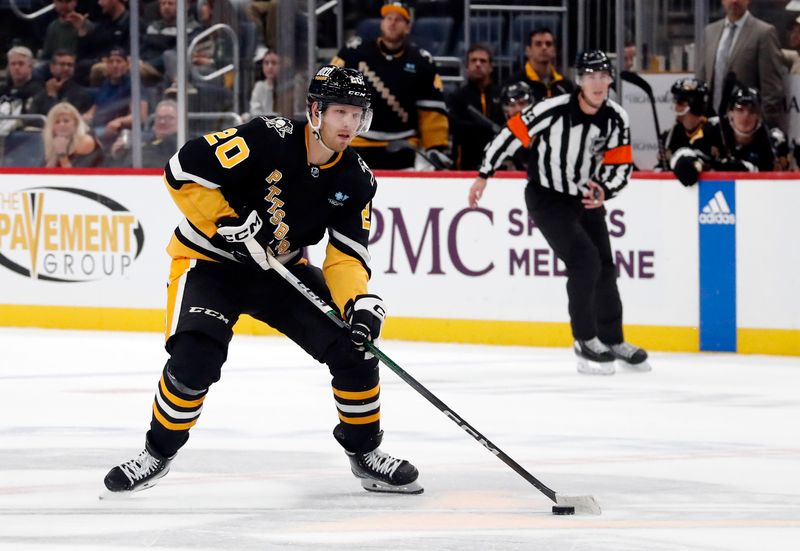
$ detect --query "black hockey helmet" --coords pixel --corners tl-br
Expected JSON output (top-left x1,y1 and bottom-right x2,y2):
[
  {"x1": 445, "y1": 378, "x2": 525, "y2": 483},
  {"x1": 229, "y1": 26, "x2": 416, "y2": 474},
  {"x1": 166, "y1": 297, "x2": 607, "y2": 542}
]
[
  {"x1": 307, "y1": 65, "x2": 373, "y2": 138},
  {"x1": 500, "y1": 81, "x2": 533, "y2": 114},
  {"x1": 308, "y1": 65, "x2": 371, "y2": 110},
  {"x1": 729, "y1": 86, "x2": 762, "y2": 112},
  {"x1": 575, "y1": 49, "x2": 614, "y2": 79},
  {"x1": 671, "y1": 77, "x2": 709, "y2": 115},
  {"x1": 501, "y1": 81, "x2": 532, "y2": 107}
]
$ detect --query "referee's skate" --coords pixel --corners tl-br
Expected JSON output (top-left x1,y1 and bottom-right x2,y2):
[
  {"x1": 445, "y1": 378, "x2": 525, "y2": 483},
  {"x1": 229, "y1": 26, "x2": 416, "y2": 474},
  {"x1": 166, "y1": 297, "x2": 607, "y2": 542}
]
[
  {"x1": 573, "y1": 338, "x2": 616, "y2": 375},
  {"x1": 607, "y1": 342, "x2": 652, "y2": 371}
]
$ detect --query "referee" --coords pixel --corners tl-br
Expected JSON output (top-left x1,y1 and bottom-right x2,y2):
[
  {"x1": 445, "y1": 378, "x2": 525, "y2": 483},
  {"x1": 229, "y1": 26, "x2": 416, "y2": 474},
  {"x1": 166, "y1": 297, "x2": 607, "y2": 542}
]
[{"x1": 468, "y1": 50, "x2": 651, "y2": 375}]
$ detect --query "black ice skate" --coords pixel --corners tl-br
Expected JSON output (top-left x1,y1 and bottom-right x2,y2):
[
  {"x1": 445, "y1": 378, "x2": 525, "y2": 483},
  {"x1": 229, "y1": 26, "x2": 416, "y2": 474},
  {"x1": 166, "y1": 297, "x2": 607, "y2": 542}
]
[
  {"x1": 341, "y1": 430, "x2": 422, "y2": 494},
  {"x1": 607, "y1": 342, "x2": 652, "y2": 372},
  {"x1": 574, "y1": 337, "x2": 616, "y2": 375},
  {"x1": 101, "y1": 440, "x2": 173, "y2": 497}
]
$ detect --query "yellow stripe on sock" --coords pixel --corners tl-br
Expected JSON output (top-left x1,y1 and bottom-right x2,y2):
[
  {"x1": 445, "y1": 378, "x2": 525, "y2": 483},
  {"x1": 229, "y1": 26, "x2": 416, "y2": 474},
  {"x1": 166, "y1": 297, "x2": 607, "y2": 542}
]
[
  {"x1": 152, "y1": 402, "x2": 199, "y2": 430},
  {"x1": 332, "y1": 385, "x2": 380, "y2": 401},
  {"x1": 337, "y1": 411, "x2": 381, "y2": 425},
  {"x1": 159, "y1": 376, "x2": 205, "y2": 408}
]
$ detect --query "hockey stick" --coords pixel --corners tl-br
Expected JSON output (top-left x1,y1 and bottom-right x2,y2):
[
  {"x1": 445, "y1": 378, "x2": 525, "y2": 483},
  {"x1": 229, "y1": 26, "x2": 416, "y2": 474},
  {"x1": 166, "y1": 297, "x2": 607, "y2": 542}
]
[
  {"x1": 385, "y1": 140, "x2": 453, "y2": 170},
  {"x1": 621, "y1": 70, "x2": 667, "y2": 168},
  {"x1": 466, "y1": 104, "x2": 502, "y2": 134},
  {"x1": 266, "y1": 253, "x2": 601, "y2": 515}
]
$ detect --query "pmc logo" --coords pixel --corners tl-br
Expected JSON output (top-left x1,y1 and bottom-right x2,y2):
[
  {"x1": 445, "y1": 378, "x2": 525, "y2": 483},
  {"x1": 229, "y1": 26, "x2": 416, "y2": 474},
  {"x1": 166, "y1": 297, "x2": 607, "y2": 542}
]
[{"x1": 0, "y1": 187, "x2": 144, "y2": 282}]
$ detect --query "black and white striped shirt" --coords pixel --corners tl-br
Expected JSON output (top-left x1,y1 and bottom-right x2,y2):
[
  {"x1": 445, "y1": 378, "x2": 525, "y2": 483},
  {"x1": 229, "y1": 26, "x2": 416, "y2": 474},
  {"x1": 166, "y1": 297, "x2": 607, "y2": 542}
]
[{"x1": 478, "y1": 92, "x2": 633, "y2": 198}]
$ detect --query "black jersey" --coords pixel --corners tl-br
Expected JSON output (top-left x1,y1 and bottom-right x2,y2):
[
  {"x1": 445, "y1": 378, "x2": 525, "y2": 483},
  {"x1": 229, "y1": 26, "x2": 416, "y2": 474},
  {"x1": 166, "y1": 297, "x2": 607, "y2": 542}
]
[
  {"x1": 479, "y1": 92, "x2": 633, "y2": 199},
  {"x1": 332, "y1": 36, "x2": 448, "y2": 150},
  {"x1": 719, "y1": 117, "x2": 776, "y2": 172},
  {"x1": 163, "y1": 116, "x2": 376, "y2": 312},
  {"x1": 662, "y1": 116, "x2": 725, "y2": 166}
]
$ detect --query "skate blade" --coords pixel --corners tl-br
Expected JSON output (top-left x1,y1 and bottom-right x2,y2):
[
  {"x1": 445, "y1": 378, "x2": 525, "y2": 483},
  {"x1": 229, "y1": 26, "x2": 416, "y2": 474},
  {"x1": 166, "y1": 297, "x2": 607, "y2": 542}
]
[
  {"x1": 360, "y1": 478, "x2": 424, "y2": 495},
  {"x1": 616, "y1": 359, "x2": 652, "y2": 372},
  {"x1": 555, "y1": 494, "x2": 602, "y2": 515},
  {"x1": 576, "y1": 359, "x2": 615, "y2": 376}
]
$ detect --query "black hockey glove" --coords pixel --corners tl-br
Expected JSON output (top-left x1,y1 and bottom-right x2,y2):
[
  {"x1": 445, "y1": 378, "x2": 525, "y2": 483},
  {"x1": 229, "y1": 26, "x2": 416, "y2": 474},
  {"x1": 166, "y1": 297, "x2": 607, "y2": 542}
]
[
  {"x1": 216, "y1": 210, "x2": 271, "y2": 270},
  {"x1": 344, "y1": 294, "x2": 386, "y2": 350},
  {"x1": 670, "y1": 147, "x2": 703, "y2": 187}
]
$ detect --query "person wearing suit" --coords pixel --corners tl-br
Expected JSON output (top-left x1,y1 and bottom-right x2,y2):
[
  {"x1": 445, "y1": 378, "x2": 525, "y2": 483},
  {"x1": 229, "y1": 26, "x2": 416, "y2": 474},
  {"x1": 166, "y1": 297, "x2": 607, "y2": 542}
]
[{"x1": 696, "y1": 0, "x2": 785, "y2": 127}]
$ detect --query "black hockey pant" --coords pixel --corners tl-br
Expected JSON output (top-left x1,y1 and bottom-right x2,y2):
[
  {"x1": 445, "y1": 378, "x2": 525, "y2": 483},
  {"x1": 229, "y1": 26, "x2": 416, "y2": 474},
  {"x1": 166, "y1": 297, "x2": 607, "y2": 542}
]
[
  {"x1": 147, "y1": 258, "x2": 381, "y2": 457},
  {"x1": 525, "y1": 185, "x2": 624, "y2": 344}
]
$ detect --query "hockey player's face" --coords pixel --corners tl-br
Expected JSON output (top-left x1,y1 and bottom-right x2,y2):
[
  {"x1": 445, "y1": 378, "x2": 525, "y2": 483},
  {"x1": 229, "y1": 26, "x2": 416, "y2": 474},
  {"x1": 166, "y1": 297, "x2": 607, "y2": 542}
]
[
  {"x1": 729, "y1": 104, "x2": 759, "y2": 134},
  {"x1": 380, "y1": 12, "x2": 411, "y2": 43},
  {"x1": 503, "y1": 99, "x2": 530, "y2": 119},
  {"x1": 320, "y1": 104, "x2": 364, "y2": 150},
  {"x1": 672, "y1": 99, "x2": 690, "y2": 118}
]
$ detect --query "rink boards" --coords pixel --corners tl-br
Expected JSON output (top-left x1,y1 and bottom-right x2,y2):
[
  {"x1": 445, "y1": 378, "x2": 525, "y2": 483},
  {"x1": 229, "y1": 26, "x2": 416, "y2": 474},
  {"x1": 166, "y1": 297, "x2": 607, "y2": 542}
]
[{"x1": 0, "y1": 168, "x2": 797, "y2": 355}]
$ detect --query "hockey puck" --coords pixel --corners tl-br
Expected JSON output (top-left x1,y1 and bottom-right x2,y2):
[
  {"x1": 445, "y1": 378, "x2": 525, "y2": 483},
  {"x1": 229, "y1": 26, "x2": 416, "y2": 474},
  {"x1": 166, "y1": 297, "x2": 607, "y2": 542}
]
[{"x1": 552, "y1": 505, "x2": 575, "y2": 515}]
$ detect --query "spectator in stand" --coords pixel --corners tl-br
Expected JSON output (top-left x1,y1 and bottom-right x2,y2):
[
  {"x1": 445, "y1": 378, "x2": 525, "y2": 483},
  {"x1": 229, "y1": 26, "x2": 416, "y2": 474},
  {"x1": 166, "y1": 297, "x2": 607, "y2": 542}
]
[
  {"x1": 696, "y1": 0, "x2": 785, "y2": 127},
  {"x1": 43, "y1": 101, "x2": 103, "y2": 167},
  {"x1": 506, "y1": 27, "x2": 574, "y2": 102},
  {"x1": 142, "y1": 0, "x2": 199, "y2": 80},
  {"x1": 41, "y1": 0, "x2": 80, "y2": 63},
  {"x1": 447, "y1": 44, "x2": 505, "y2": 170},
  {"x1": 30, "y1": 50, "x2": 94, "y2": 119},
  {"x1": 84, "y1": 47, "x2": 148, "y2": 148},
  {"x1": 782, "y1": 17, "x2": 800, "y2": 74},
  {"x1": 331, "y1": 0, "x2": 451, "y2": 169},
  {"x1": 249, "y1": 47, "x2": 281, "y2": 116},
  {"x1": 69, "y1": 0, "x2": 130, "y2": 85},
  {"x1": 0, "y1": 46, "x2": 43, "y2": 135},
  {"x1": 108, "y1": 99, "x2": 178, "y2": 167}
]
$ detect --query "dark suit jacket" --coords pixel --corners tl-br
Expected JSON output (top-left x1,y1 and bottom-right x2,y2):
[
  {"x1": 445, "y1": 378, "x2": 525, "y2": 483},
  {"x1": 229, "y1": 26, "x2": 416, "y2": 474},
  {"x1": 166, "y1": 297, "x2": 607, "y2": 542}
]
[{"x1": 697, "y1": 12, "x2": 785, "y2": 126}]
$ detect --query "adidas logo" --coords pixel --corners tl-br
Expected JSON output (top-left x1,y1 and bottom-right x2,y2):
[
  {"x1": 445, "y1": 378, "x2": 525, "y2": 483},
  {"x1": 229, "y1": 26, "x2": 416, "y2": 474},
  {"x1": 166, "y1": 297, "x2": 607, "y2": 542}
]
[{"x1": 698, "y1": 190, "x2": 736, "y2": 225}]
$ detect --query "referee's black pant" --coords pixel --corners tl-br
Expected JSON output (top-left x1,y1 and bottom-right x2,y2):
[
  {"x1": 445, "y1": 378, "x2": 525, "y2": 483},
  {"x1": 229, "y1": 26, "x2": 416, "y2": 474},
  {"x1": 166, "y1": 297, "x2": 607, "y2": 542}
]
[{"x1": 525, "y1": 184, "x2": 624, "y2": 344}]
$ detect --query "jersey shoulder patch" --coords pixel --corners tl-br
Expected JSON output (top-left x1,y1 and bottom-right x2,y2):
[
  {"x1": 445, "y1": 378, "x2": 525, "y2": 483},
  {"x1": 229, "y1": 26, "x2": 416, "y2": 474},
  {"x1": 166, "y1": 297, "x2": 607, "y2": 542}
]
[
  {"x1": 260, "y1": 116, "x2": 294, "y2": 138},
  {"x1": 346, "y1": 36, "x2": 363, "y2": 49}
]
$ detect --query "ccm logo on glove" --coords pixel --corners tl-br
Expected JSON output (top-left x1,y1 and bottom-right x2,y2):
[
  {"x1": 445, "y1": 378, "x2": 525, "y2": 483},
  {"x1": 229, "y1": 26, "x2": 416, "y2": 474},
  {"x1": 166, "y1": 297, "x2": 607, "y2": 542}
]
[
  {"x1": 216, "y1": 210, "x2": 271, "y2": 270},
  {"x1": 345, "y1": 294, "x2": 386, "y2": 349}
]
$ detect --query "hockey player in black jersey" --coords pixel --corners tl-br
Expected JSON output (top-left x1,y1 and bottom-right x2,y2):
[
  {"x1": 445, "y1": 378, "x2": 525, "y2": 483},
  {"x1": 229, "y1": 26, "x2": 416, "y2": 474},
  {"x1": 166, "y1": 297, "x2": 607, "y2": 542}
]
[
  {"x1": 498, "y1": 81, "x2": 533, "y2": 171},
  {"x1": 102, "y1": 65, "x2": 422, "y2": 496},
  {"x1": 670, "y1": 84, "x2": 782, "y2": 185},
  {"x1": 330, "y1": 0, "x2": 451, "y2": 169},
  {"x1": 718, "y1": 86, "x2": 779, "y2": 172},
  {"x1": 469, "y1": 50, "x2": 651, "y2": 376},
  {"x1": 661, "y1": 78, "x2": 721, "y2": 167}
]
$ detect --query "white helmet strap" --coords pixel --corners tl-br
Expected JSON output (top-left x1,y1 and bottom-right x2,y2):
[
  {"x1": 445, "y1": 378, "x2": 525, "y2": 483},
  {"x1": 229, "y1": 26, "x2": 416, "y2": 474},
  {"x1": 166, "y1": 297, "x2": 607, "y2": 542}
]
[{"x1": 306, "y1": 102, "x2": 336, "y2": 154}]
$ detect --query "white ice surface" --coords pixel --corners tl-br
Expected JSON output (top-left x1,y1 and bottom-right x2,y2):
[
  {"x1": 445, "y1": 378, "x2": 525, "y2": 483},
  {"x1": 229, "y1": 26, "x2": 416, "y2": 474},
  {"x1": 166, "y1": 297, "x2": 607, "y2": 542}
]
[{"x1": 1, "y1": 328, "x2": 799, "y2": 550}]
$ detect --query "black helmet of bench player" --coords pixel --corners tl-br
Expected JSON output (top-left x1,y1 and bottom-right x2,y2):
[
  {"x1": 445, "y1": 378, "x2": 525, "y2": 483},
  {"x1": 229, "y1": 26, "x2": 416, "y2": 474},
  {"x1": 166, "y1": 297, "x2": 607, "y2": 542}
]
[
  {"x1": 500, "y1": 81, "x2": 533, "y2": 117},
  {"x1": 727, "y1": 86, "x2": 763, "y2": 138},
  {"x1": 671, "y1": 77, "x2": 708, "y2": 116}
]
